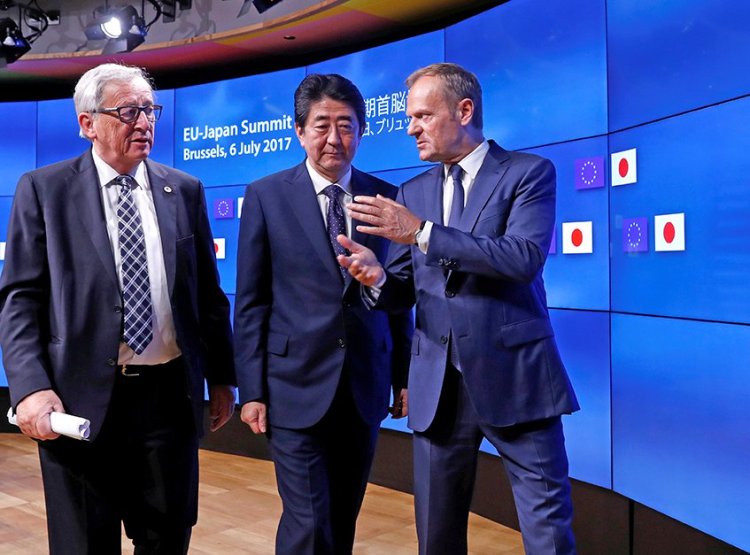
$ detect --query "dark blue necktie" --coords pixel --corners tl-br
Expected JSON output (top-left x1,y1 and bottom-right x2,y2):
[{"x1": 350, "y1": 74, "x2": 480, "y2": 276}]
[
  {"x1": 116, "y1": 174, "x2": 153, "y2": 354},
  {"x1": 321, "y1": 184, "x2": 348, "y2": 277},
  {"x1": 446, "y1": 164, "x2": 463, "y2": 371},
  {"x1": 448, "y1": 163, "x2": 464, "y2": 228}
]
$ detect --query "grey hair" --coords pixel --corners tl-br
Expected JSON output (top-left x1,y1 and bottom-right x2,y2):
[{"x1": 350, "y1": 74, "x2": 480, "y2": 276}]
[
  {"x1": 74, "y1": 63, "x2": 154, "y2": 139},
  {"x1": 406, "y1": 63, "x2": 483, "y2": 130}
]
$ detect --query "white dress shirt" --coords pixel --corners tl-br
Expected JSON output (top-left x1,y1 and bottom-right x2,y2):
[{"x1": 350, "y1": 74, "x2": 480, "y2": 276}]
[
  {"x1": 305, "y1": 158, "x2": 353, "y2": 235},
  {"x1": 92, "y1": 148, "x2": 181, "y2": 366}
]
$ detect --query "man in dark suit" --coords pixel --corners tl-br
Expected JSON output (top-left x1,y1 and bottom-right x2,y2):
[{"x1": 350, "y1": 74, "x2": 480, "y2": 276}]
[
  {"x1": 0, "y1": 63, "x2": 236, "y2": 555},
  {"x1": 234, "y1": 73, "x2": 412, "y2": 555},
  {"x1": 340, "y1": 63, "x2": 579, "y2": 555}
]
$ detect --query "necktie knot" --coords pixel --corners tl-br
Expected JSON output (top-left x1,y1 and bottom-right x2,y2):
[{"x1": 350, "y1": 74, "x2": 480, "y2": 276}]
[
  {"x1": 449, "y1": 164, "x2": 463, "y2": 185},
  {"x1": 116, "y1": 174, "x2": 135, "y2": 190},
  {"x1": 321, "y1": 184, "x2": 342, "y2": 202}
]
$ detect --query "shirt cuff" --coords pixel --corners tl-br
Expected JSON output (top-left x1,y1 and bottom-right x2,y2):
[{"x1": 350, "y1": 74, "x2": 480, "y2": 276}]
[{"x1": 416, "y1": 220, "x2": 433, "y2": 254}]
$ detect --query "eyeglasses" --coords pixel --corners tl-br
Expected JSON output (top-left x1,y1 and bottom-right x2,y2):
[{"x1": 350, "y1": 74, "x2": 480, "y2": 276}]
[{"x1": 92, "y1": 104, "x2": 163, "y2": 123}]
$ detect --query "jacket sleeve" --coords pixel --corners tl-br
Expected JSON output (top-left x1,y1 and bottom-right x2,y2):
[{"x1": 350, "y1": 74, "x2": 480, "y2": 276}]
[
  {"x1": 0, "y1": 173, "x2": 55, "y2": 408},
  {"x1": 233, "y1": 184, "x2": 272, "y2": 405},
  {"x1": 194, "y1": 182, "x2": 236, "y2": 387}
]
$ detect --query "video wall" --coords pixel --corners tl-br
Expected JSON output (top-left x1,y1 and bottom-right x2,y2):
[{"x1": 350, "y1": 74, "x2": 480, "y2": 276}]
[{"x1": 1, "y1": 0, "x2": 749, "y2": 550}]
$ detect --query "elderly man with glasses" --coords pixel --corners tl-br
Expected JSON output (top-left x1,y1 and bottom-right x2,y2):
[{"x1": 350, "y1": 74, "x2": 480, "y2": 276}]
[{"x1": 0, "y1": 63, "x2": 236, "y2": 555}]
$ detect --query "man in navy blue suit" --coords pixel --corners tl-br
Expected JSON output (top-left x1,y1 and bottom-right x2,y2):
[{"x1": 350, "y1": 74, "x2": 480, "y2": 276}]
[
  {"x1": 341, "y1": 63, "x2": 579, "y2": 555},
  {"x1": 0, "y1": 64, "x2": 236, "y2": 554},
  {"x1": 233, "y1": 73, "x2": 412, "y2": 554}
]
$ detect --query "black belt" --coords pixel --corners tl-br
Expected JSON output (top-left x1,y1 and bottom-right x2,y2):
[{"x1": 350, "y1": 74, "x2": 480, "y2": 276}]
[{"x1": 117, "y1": 357, "x2": 183, "y2": 378}]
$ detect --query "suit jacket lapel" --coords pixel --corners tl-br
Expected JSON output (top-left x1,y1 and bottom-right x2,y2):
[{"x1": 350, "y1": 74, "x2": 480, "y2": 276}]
[
  {"x1": 69, "y1": 152, "x2": 119, "y2": 290},
  {"x1": 423, "y1": 165, "x2": 444, "y2": 225},
  {"x1": 345, "y1": 168, "x2": 383, "y2": 292},
  {"x1": 284, "y1": 163, "x2": 343, "y2": 283},
  {"x1": 146, "y1": 160, "x2": 177, "y2": 297},
  {"x1": 459, "y1": 141, "x2": 510, "y2": 233}
]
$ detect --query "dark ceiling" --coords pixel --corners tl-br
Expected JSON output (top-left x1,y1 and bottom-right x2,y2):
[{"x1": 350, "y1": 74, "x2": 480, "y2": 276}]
[{"x1": 0, "y1": 0, "x2": 506, "y2": 101}]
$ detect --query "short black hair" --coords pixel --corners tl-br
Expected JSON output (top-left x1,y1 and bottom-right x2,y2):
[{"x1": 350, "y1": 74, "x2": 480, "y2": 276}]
[{"x1": 294, "y1": 73, "x2": 366, "y2": 133}]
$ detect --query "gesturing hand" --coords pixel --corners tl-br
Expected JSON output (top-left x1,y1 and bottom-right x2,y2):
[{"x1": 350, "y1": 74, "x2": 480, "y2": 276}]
[
  {"x1": 336, "y1": 235, "x2": 385, "y2": 287},
  {"x1": 348, "y1": 195, "x2": 422, "y2": 244}
]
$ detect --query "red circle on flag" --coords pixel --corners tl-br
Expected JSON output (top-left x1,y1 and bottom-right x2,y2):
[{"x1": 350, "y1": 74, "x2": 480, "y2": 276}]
[
  {"x1": 214, "y1": 243, "x2": 219, "y2": 253},
  {"x1": 663, "y1": 222, "x2": 676, "y2": 244},
  {"x1": 571, "y1": 228, "x2": 583, "y2": 247},
  {"x1": 618, "y1": 158, "x2": 629, "y2": 178}
]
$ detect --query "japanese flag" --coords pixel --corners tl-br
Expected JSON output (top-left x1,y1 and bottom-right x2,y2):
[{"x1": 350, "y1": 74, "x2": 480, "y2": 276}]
[
  {"x1": 237, "y1": 196, "x2": 244, "y2": 219},
  {"x1": 611, "y1": 148, "x2": 637, "y2": 186},
  {"x1": 562, "y1": 221, "x2": 593, "y2": 254},
  {"x1": 214, "y1": 238, "x2": 226, "y2": 259},
  {"x1": 654, "y1": 213, "x2": 685, "y2": 251},
  {"x1": 0, "y1": 241, "x2": 5, "y2": 261}
]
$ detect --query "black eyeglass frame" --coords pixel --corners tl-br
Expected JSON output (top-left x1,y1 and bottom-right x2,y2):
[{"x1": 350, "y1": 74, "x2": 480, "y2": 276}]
[{"x1": 91, "y1": 104, "x2": 163, "y2": 123}]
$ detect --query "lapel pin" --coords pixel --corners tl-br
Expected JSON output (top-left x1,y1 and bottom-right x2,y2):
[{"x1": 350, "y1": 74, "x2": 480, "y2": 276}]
[{"x1": 164, "y1": 186, "x2": 173, "y2": 193}]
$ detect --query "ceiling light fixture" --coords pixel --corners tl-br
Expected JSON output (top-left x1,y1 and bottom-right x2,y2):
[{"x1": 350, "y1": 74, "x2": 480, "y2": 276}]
[
  {"x1": 0, "y1": 0, "x2": 51, "y2": 67},
  {"x1": 84, "y1": 1, "x2": 163, "y2": 54}
]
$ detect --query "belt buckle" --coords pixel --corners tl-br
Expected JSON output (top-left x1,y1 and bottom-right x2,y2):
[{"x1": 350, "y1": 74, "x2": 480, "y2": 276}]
[{"x1": 120, "y1": 364, "x2": 140, "y2": 377}]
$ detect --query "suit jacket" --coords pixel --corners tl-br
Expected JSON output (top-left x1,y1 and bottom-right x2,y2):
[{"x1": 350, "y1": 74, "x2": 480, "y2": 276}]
[
  {"x1": 234, "y1": 162, "x2": 412, "y2": 429},
  {"x1": 0, "y1": 151, "x2": 235, "y2": 440},
  {"x1": 379, "y1": 141, "x2": 579, "y2": 431}
]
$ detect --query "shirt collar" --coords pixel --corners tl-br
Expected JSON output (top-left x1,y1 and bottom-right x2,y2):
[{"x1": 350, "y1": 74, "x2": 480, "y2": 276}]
[
  {"x1": 443, "y1": 140, "x2": 490, "y2": 182},
  {"x1": 92, "y1": 147, "x2": 149, "y2": 190},
  {"x1": 305, "y1": 158, "x2": 352, "y2": 196}
]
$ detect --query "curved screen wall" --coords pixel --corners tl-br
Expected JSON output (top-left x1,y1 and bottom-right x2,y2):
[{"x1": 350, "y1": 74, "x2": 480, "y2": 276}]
[{"x1": 1, "y1": 0, "x2": 749, "y2": 550}]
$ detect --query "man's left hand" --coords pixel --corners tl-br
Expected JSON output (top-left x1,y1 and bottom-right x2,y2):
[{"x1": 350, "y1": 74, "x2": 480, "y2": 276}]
[
  {"x1": 208, "y1": 384, "x2": 236, "y2": 432},
  {"x1": 349, "y1": 194, "x2": 422, "y2": 244}
]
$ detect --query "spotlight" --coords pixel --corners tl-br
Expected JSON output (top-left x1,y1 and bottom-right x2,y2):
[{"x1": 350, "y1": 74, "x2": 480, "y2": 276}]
[
  {"x1": 84, "y1": 2, "x2": 162, "y2": 54},
  {"x1": 0, "y1": 1, "x2": 50, "y2": 66},
  {"x1": 0, "y1": 17, "x2": 30, "y2": 66}
]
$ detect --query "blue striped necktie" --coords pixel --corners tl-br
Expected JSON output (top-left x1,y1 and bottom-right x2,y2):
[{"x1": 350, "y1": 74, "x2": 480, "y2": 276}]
[{"x1": 115, "y1": 174, "x2": 153, "y2": 354}]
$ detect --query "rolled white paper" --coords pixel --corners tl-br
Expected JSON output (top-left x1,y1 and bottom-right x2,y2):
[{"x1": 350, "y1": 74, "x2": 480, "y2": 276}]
[{"x1": 7, "y1": 408, "x2": 91, "y2": 441}]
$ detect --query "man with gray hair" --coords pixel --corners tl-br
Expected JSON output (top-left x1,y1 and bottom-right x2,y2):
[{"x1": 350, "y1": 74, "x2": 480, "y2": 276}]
[
  {"x1": 340, "y1": 62, "x2": 579, "y2": 554},
  {"x1": 0, "y1": 63, "x2": 236, "y2": 554}
]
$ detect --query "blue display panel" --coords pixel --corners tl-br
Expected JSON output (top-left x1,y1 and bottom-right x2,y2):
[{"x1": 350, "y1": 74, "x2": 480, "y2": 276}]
[
  {"x1": 37, "y1": 98, "x2": 89, "y2": 167},
  {"x1": 36, "y1": 90, "x2": 175, "y2": 169},
  {"x1": 0, "y1": 102, "x2": 36, "y2": 196},
  {"x1": 446, "y1": 0, "x2": 607, "y2": 150},
  {"x1": 204, "y1": 184, "x2": 247, "y2": 295},
  {"x1": 174, "y1": 69, "x2": 306, "y2": 187},
  {"x1": 610, "y1": 96, "x2": 750, "y2": 324},
  {"x1": 612, "y1": 314, "x2": 750, "y2": 552},
  {"x1": 308, "y1": 32, "x2": 442, "y2": 173},
  {"x1": 534, "y1": 136, "x2": 610, "y2": 311},
  {"x1": 370, "y1": 166, "x2": 434, "y2": 189},
  {"x1": 550, "y1": 309, "x2": 611, "y2": 489},
  {"x1": 608, "y1": 0, "x2": 750, "y2": 131}
]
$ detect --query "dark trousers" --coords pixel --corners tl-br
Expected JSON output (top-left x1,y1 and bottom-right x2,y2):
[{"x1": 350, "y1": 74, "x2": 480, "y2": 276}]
[
  {"x1": 268, "y1": 377, "x2": 380, "y2": 555},
  {"x1": 38, "y1": 358, "x2": 199, "y2": 555},
  {"x1": 413, "y1": 367, "x2": 576, "y2": 555}
]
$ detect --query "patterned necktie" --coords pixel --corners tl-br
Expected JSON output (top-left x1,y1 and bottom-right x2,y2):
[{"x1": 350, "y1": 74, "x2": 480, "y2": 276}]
[
  {"x1": 448, "y1": 163, "x2": 465, "y2": 228},
  {"x1": 321, "y1": 184, "x2": 348, "y2": 277},
  {"x1": 116, "y1": 174, "x2": 153, "y2": 354}
]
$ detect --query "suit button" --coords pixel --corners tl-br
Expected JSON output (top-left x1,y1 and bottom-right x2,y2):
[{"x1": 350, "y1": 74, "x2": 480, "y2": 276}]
[
  {"x1": 438, "y1": 258, "x2": 446, "y2": 266},
  {"x1": 337, "y1": 338, "x2": 346, "y2": 348},
  {"x1": 343, "y1": 301, "x2": 352, "y2": 308},
  {"x1": 445, "y1": 290, "x2": 455, "y2": 298},
  {"x1": 106, "y1": 358, "x2": 116, "y2": 366},
  {"x1": 440, "y1": 335, "x2": 448, "y2": 344},
  {"x1": 114, "y1": 306, "x2": 122, "y2": 313}
]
